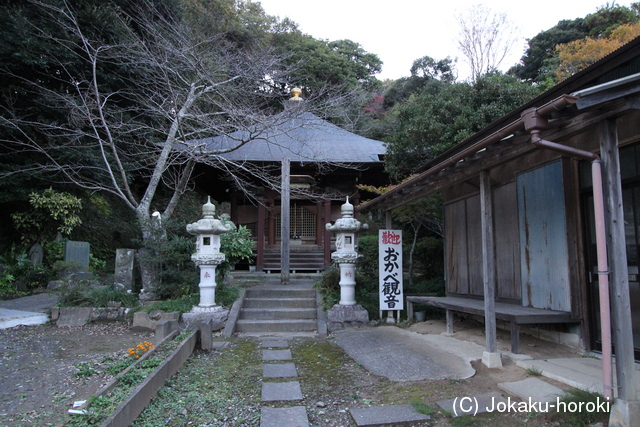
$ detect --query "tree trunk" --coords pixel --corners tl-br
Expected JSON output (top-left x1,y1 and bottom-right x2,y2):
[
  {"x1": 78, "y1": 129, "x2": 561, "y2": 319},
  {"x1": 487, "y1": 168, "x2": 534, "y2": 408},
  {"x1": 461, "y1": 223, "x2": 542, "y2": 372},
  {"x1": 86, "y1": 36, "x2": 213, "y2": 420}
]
[{"x1": 136, "y1": 209, "x2": 164, "y2": 301}]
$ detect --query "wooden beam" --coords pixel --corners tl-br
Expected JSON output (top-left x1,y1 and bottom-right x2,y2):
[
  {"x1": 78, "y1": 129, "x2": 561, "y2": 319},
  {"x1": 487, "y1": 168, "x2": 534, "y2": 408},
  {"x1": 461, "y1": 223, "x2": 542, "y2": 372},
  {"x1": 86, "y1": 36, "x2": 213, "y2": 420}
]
[
  {"x1": 480, "y1": 170, "x2": 498, "y2": 354},
  {"x1": 281, "y1": 158, "x2": 290, "y2": 285},
  {"x1": 599, "y1": 119, "x2": 637, "y2": 401},
  {"x1": 256, "y1": 198, "x2": 265, "y2": 271}
]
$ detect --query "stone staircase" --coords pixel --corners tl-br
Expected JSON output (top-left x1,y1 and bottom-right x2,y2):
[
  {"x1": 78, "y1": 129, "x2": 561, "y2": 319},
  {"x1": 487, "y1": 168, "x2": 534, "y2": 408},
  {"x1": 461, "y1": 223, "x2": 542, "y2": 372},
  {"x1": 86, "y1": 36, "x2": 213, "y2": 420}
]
[
  {"x1": 235, "y1": 287, "x2": 318, "y2": 334},
  {"x1": 263, "y1": 245, "x2": 325, "y2": 273}
]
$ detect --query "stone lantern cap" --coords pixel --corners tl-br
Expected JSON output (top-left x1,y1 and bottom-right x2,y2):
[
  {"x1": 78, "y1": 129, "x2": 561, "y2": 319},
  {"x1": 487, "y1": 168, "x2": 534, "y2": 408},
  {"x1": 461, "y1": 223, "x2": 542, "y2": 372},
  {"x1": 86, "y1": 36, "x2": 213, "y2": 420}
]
[
  {"x1": 186, "y1": 196, "x2": 233, "y2": 236},
  {"x1": 326, "y1": 197, "x2": 369, "y2": 233}
]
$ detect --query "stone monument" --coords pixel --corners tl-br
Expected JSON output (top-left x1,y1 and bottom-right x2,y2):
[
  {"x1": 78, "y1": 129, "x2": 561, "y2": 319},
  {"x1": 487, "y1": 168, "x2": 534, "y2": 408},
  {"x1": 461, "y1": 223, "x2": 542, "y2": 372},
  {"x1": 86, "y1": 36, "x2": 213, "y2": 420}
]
[
  {"x1": 114, "y1": 249, "x2": 135, "y2": 290},
  {"x1": 183, "y1": 196, "x2": 233, "y2": 327},
  {"x1": 326, "y1": 197, "x2": 370, "y2": 329}
]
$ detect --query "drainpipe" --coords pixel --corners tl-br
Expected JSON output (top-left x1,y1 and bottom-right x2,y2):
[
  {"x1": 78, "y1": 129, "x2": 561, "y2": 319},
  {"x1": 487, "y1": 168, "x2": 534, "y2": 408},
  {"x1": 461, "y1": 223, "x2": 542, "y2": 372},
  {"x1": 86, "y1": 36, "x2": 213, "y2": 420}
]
[{"x1": 522, "y1": 107, "x2": 614, "y2": 402}]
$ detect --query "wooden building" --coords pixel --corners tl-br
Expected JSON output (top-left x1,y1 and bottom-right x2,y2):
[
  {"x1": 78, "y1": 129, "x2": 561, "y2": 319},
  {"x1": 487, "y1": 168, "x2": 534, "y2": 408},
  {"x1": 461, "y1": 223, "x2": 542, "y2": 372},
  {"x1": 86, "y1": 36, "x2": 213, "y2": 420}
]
[
  {"x1": 194, "y1": 98, "x2": 387, "y2": 272},
  {"x1": 358, "y1": 37, "x2": 640, "y2": 412}
]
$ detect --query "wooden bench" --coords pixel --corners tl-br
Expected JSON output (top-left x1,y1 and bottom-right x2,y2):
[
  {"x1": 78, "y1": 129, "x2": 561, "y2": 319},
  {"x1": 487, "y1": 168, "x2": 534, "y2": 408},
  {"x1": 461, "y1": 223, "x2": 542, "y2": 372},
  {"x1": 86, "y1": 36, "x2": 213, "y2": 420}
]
[{"x1": 406, "y1": 296, "x2": 577, "y2": 353}]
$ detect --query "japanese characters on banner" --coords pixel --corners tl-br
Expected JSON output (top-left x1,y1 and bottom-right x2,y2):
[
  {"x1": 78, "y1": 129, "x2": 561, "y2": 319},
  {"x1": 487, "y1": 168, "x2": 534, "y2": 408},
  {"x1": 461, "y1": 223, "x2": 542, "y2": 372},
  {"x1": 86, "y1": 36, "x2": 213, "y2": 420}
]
[{"x1": 379, "y1": 230, "x2": 403, "y2": 310}]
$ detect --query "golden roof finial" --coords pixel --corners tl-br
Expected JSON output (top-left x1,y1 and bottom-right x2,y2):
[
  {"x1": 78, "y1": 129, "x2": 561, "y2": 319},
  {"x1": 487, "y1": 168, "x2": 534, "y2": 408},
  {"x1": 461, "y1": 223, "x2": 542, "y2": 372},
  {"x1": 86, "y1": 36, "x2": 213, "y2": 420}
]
[{"x1": 290, "y1": 87, "x2": 303, "y2": 101}]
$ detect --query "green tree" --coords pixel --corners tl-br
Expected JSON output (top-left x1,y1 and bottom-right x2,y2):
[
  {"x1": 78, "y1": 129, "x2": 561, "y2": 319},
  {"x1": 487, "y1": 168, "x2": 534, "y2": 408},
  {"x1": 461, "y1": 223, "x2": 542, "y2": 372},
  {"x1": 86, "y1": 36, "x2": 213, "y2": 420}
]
[
  {"x1": 11, "y1": 188, "x2": 82, "y2": 244},
  {"x1": 510, "y1": 2, "x2": 639, "y2": 82},
  {"x1": 384, "y1": 72, "x2": 542, "y2": 180}
]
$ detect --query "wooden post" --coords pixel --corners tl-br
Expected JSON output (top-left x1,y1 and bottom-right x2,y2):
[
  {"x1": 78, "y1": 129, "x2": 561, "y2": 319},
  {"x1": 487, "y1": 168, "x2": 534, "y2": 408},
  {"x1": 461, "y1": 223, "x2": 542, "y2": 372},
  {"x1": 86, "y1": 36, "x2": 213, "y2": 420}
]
[
  {"x1": 324, "y1": 198, "x2": 331, "y2": 268},
  {"x1": 281, "y1": 158, "x2": 290, "y2": 285},
  {"x1": 599, "y1": 119, "x2": 637, "y2": 402},
  {"x1": 256, "y1": 198, "x2": 265, "y2": 272},
  {"x1": 267, "y1": 198, "x2": 275, "y2": 245},
  {"x1": 315, "y1": 201, "x2": 323, "y2": 246},
  {"x1": 480, "y1": 170, "x2": 500, "y2": 366}
]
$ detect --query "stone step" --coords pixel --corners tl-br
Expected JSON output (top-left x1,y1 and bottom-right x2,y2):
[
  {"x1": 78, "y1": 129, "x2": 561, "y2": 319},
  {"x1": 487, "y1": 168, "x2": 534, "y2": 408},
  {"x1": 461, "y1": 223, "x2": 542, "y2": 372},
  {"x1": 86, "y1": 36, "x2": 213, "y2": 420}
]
[
  {"x1": 245, "y1": 288, "x2": 316, "y2": 299},
  {"x1": 235, "y1": 319, "x2": 317, "y2": 332},
  {"x1": 243, "y1": 298, "x2": 317, "y2": 309},
  {"x1": 240, "y1": 308, "x2": 317, "y2": 320}
]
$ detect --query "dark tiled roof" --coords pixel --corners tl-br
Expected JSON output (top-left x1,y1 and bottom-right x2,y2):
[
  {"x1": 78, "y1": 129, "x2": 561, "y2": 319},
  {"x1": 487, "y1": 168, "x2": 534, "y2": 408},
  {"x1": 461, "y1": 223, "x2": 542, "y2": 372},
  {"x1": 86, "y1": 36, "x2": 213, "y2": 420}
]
[{"x1": 192, "y1": 111, "x2": 385, "y2": 163}]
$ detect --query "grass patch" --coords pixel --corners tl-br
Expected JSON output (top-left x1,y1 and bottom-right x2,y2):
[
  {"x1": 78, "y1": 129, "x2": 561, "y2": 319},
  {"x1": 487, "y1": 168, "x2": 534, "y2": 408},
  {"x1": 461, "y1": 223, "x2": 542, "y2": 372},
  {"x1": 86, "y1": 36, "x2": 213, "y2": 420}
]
[
  {"x1": 526, "y1": 366, "x2": 542, "y2": 376},
  {"x1": 409, "y1": 396, "x2": 437, "y2": 416},
  {"x1": 548, "y1": 389, "x2": 610, "y2": 427},
  {"x1": 132, "y1": 340, "x2": 261, "y2": 426}
]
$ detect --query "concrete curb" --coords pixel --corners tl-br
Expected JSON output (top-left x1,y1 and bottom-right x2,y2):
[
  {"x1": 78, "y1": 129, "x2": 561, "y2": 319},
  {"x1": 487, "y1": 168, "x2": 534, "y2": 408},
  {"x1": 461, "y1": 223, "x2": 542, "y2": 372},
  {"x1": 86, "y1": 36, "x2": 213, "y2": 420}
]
[
  {"x1": 223, "y1": 289, "x2": 245, "y2": 337},
  {"x1": 315, "y1": 290, "x2": 327, "y2": 337},
  {"x1": 99, "y1": 329, "x2": 199, "y2": 427}
]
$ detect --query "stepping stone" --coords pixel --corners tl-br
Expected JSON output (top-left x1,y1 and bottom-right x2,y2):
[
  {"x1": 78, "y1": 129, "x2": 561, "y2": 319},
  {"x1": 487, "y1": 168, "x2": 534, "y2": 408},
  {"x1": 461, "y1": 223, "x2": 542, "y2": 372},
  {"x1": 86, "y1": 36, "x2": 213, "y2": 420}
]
[
  {"x1": 498, "y1": 377, "x2": 566, "y2": 404},
  {"x1": 263, "y1": 363, "x2": 298, "y2": 378},
  {"x1": 261, "y1": 406, "x2": 309, "y2": 427},
  {"x1": 262, "y1": 349, "x2": 292, "y2": 361},
  {"x1": 262, "y1": 381, "x2": 303, "y2": 401},
  {"x1": 261, "y1": 340, "x2": 289, "y2": 348},
  {"x1": 437, "y1": 392, "x2": 506, "y2": 417},
  {"x1": 350, "y1": 404, "x2": 430, "y2": 426}
]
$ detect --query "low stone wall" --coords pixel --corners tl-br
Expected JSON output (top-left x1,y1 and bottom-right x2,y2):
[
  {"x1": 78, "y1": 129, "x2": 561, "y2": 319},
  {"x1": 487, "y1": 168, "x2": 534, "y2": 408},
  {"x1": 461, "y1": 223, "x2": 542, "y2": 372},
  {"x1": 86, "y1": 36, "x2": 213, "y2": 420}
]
[
  {"x1": 52, "y1": 306, "x2": 130, "y2": 327},
  {"x1": 99, "y1": 330, "x2": 199, "y2": 427}
]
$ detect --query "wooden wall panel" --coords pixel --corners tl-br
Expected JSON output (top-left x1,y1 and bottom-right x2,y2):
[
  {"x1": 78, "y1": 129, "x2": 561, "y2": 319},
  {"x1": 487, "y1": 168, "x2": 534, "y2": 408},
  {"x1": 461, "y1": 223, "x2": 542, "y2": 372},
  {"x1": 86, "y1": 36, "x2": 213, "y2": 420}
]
[
  {"x1": 493, "y1": 182, "x2": 522, "y2": 302},
  {"x1": 466, "y1": 195, "x2": 484, "y2": 296},
  {"x1": 517, "y1": 161, "x2": 571, "y2": 311},
  {"x1": 445, "y1": 199, "x2": 469, "y2": 295}
]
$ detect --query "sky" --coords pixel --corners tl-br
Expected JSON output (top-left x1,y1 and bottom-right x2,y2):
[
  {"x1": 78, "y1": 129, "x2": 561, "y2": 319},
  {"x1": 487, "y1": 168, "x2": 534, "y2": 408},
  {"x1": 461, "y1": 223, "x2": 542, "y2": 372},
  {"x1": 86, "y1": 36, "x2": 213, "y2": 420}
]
[{"x1": 257, "y1": 0, "x2": 632, "y2": 81}]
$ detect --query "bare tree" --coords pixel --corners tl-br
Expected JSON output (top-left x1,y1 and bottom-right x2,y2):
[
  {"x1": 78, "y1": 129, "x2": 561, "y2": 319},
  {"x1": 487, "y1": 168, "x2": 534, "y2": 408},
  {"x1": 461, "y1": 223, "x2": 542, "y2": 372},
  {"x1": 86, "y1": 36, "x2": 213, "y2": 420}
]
[
  {"x1": 455, "y1": 4, "x2": 520, "y2": 81},
  {"x1": 0, "y1": 0, "x2": 353, "y2": 295}
]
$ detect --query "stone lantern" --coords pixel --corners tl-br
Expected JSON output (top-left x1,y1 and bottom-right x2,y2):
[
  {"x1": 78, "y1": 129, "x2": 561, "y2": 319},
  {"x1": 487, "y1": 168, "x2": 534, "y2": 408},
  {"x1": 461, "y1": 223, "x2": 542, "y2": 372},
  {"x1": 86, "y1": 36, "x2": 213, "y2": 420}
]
[
  {"x1": 184, "y1": 196, "x2": 233, "y2": 324},
  {"x1": 325, "y1": 197, "x2": 370, "y2": 329}
]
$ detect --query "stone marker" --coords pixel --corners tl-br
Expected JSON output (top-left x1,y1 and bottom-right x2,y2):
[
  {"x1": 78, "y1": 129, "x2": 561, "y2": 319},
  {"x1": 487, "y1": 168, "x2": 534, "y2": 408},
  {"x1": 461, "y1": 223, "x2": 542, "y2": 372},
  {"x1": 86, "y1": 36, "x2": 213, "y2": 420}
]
[
  {"x1": 437, "y1": 392, "x2": 507, "y2": 417},
  {"x1": 29, "y1": 242, "x2": 44, "y2": 266},
  {"x1": 114, "y1": 249, "x2": 135, "y2": 290},
  {"x1": 64, "y1": 241, "x2": 90, "y2": 266},
  {"x1": 262, "y1": 349, "x2": 292, "y2": 361},
  {"x1": 260, "y1": 406, "x2": 309, "y2": 427},
  {"x1": 350, "y1": 405, "x2": 430, "y2": 427},
  {"x1": 263, "y1": 363, "x2": 298, "y2": 378},
  {"x1": 261, "y1": 381, "x2": 303, "y2": 401},
  {"x1": 64, "y1": 241, "x2": 92, "y2": 279}
]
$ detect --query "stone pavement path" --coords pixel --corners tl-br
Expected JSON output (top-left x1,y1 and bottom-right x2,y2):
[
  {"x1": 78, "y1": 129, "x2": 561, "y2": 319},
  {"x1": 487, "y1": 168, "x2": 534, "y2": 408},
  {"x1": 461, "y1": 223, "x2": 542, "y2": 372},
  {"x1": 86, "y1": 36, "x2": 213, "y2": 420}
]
[{"x1": 259, "y1": 339, "x2": 310, "y2": 427}]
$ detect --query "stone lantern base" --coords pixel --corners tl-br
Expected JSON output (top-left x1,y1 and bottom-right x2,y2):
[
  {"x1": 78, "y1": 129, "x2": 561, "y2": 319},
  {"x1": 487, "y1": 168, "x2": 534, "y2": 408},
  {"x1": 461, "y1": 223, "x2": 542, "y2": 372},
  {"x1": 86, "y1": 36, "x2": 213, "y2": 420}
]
[
  {"x1": 182, "y1": 305, "x2": 229, "y2": 331},
  {"x1": 327, "y1": 304, "x2": 370, "y2": 331}
]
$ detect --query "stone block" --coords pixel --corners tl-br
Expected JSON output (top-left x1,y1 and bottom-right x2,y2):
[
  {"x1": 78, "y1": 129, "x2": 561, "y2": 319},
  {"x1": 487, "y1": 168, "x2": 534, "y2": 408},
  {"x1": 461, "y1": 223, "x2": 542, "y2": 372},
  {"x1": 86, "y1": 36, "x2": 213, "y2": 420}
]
[
  {"x1": 89, "y1": 307, "x2": 128, "y2": 322},
  {"x1": 327, "y1": 304, "x2": 370, "y2": 330},
  {"x1": 262, "y1": 349, "x2": 292, "y2": 361},
  {"x1": 263, "y1": 363, "x2": 297, "y2": 378},
  {"x1": 260, "y1": 406, "x2": 309, "y2": 427},
  {"x1": 131, "y1": 310, "x2": 180, "y2": 332},
  {"x1": 199, "y1": 319, "x2": 213, "y2": 351},
  {"x1": 182, "y1": 306, "x2": 228, "y2": 331},
  {"x1": 261, "y1": 381, "x2": 303, "y2": 401},
  {"x1": 57, "y1": 307, "x2": 93, "y2": 327},
  {"x1": 261, "y1": 340, "x2": 289, "y2": 348},
  {"x1": 155, "y1": 319, "x2": 179, "y2": 341},
  {"x1": 350, "y1": 405, "x2": 430, "y2": 426}
]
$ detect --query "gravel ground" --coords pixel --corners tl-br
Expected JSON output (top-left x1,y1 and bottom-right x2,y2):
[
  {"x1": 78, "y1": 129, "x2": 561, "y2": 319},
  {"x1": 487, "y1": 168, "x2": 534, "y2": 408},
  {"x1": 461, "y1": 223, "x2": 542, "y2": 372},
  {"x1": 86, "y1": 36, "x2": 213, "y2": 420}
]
[
  {"x1": 0, "y1": 322, "x2": 154, "y2": 427},
  {"x1": 0, "y1": 319, "x2": 608, "y2": 427}
]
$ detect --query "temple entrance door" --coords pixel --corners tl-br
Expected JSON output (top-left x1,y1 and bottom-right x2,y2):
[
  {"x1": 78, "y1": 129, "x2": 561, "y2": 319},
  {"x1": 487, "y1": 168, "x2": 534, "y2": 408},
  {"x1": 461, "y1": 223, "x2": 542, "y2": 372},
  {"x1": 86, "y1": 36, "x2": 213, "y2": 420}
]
[{"x1": 274, "y1": 203, "x2": 317, "y2": 243}]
